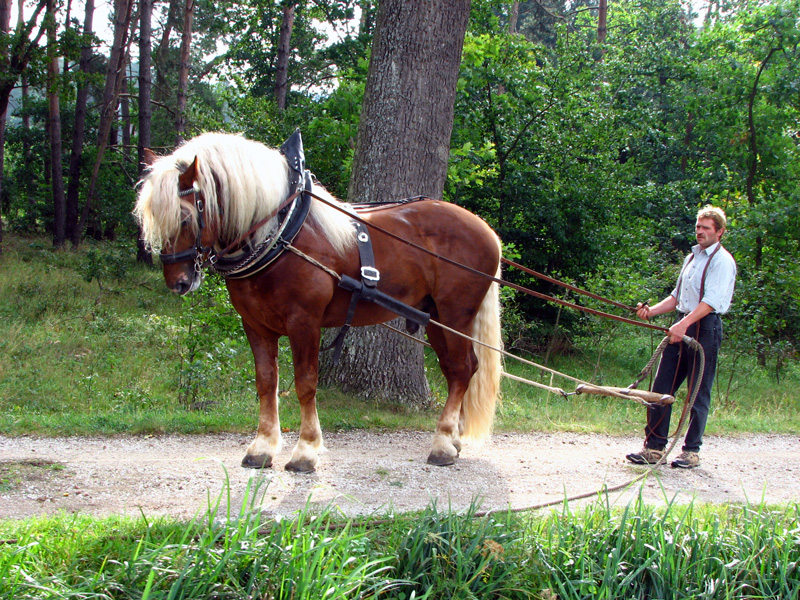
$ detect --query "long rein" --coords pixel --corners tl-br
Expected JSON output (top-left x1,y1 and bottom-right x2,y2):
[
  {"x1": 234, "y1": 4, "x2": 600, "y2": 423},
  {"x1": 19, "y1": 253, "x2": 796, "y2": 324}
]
[
  {"x1": 200, "y1": 190, "x2": 703, "y2": 517},
  {"x1": 293, "y1": 190, "x2": 703, "y2": 412},
  {"x1": 289, "y1": 192, "x2": 704, "y2": 518}
]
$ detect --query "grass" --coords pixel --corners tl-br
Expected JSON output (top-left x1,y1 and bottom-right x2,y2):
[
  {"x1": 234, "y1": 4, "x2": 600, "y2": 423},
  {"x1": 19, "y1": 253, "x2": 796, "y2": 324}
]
[
  {"x1": 2, "y1": 232, "x2": 799, "y2": 438},
  {"x1": 2, "y1": 234, "x2": 799, "y2": 598},
  {"x1": 0, "y1": 477, "x2": 798, "y2": 599}
]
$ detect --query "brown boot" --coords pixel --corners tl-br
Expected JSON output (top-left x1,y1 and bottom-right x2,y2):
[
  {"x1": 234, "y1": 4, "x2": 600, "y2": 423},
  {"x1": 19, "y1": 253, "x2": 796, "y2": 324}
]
[
  {"x1": 626, "y1": 447, "x2": 665, "y2": 465},
  {"x1": 671, "y1": 451, "x2": 700, "y2": 469}
]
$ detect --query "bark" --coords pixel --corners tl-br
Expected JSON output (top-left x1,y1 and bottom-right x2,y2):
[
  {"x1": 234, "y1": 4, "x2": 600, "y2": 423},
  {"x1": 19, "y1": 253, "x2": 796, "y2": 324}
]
[
  {"x1": 74, "y1": 0, "x2": 134, "y2": 245},
  {"x1": 318, "y1": 0, "x2": 471, "y2": 406},
  {"x1": 0, "y1": 0, "x2": 9, "y2": 252},
  {"x1": 65, "y1": 0, "x2": 94, "y2": 243},
  {"x1": 509, "y1": 1, "x2": 519, "y2": 34},
  {"x1": 275, "y1": 3, "x2": 295, "y2": 111},
  {"x1": 597, "y1": 0, "x2": 607, "y2": 44},
  {"x1": 121, "y1": 79, "x2": 130, "y2": 162},
  {"x1": 136, "y1": 0, "x2": 154, "y2": 264},
  {"x1": 174, "y1": 0, "x2": 194, "y2": 144},
  {"x1": 46, "y1": 0, "x2": 66, "y2": 247}
]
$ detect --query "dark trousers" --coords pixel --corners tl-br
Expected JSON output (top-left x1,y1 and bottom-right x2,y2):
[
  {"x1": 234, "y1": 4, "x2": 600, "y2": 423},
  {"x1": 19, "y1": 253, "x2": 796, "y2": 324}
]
[{"x1": 645, "y1": 313, "x2": 723, "y2": 453}]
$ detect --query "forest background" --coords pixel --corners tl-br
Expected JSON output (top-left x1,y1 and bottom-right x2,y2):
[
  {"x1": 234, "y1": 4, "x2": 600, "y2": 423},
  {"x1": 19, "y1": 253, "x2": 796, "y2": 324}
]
[{"x1": 1, "y1": 0, "x2": 799, "y2": 397}]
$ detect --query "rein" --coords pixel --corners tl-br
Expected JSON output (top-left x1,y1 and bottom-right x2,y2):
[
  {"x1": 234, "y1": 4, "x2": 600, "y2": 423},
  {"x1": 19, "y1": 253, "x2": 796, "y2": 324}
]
[{"x1": 304, "y1": 190, "x2": 669, "y2": 335}]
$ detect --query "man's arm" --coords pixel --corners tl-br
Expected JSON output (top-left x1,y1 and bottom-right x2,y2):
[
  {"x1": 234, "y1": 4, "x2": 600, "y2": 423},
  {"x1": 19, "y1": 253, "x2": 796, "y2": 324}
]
[
  {"x1": 636, "y1": 295, "x2": 677, "y2": 320},
  {"x1": 668, "y1": 301, "x2": 714, "y2": 343}
]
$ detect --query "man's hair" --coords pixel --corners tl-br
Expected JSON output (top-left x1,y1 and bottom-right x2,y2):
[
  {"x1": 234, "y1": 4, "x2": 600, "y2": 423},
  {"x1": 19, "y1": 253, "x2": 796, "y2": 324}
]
[{"x1": 697, "y1": 205, "x2": 727, "y2": 231}]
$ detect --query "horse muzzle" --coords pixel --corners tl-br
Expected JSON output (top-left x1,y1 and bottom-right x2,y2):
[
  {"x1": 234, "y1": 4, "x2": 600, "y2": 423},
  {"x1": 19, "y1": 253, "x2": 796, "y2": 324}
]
[{"x1": 167, "y1": 269, "x2": 204, "y2": 295}]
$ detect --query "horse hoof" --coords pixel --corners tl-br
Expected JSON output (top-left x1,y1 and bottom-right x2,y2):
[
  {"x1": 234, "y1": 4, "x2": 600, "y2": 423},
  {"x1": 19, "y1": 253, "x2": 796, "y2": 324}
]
[
  {"x1": 285, "y1": 459, "x2": 316, "y2": 473},
  {"x1": 452, "y1": 439, "x2": 462, "y2": 454},
  {"x1": 241, "y1": 454, "x2": 273, "y2": 469},
  {"x1": 427, "y1": 451, "x2": 457, "y2": 467}
]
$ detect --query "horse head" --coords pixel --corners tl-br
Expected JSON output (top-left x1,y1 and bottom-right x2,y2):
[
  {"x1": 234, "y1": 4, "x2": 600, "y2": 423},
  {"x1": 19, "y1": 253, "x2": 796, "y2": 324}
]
[{"x1": 143, "y1": 150, "x2": 221, "y2": 295}]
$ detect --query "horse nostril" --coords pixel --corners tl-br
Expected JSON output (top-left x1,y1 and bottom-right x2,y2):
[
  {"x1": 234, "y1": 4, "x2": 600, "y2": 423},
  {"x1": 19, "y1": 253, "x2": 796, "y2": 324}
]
[{"x1": 172, "y1": 280, "x2": 190, "y2": 295}]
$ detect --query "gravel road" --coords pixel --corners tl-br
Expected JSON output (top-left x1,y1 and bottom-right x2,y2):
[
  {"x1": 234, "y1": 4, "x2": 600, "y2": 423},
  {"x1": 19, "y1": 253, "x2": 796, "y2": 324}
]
[{"x1": 1, "y1": 432, "x2": 798, "y2": 521}]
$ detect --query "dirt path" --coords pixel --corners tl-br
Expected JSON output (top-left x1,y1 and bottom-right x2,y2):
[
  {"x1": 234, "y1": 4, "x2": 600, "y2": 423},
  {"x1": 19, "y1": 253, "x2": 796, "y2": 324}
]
[{"x1": 1, "y1": 432, "x2": 798, "y2": 521}]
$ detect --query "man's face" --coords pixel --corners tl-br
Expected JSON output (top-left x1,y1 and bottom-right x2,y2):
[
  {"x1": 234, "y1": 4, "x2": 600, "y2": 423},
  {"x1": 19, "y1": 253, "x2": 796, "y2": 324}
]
[{"x1": 695, "y1": 217, "x2": 723, "y2": 249}]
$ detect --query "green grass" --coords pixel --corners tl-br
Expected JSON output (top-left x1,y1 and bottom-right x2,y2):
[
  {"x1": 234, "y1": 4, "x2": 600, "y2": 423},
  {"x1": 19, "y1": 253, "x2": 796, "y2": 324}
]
[
  {"x1": 2, "y1": 232, "x2": 799, "y2": 438},
  {"x1": 0, "y1": 478, "x2": 798, "y2": 599}
]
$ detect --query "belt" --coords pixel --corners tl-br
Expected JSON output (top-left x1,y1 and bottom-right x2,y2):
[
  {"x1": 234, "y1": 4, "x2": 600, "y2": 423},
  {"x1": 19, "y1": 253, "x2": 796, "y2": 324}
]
[{"x1": 677, "y1": 311, "x2": 719, "y2": 319}]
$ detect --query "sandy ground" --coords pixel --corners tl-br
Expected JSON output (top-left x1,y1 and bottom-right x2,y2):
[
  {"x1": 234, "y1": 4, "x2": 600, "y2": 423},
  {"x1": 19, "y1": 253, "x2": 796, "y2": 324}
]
[{"x1": 1, "y1": 431, "x2": 798, "y2": 522}]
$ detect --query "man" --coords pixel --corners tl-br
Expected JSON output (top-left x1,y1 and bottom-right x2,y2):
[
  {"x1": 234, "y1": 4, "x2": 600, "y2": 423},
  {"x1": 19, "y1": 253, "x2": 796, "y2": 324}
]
[{"x1": 627, "y1": 206, "x2": 737, "y2": 469}]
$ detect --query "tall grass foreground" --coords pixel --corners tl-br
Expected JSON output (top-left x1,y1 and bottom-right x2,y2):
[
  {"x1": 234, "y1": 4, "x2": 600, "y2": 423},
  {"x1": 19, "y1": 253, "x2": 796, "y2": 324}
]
[{"x1": 1, "y1": 473, "x2": 798, "y2": 599}]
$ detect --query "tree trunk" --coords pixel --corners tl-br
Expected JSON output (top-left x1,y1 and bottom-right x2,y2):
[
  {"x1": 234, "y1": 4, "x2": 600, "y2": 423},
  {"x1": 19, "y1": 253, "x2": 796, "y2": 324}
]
[
  {"x1": 74, "y1": 0, "x2": 133, "y2": 246},
  {"x1": 121, "y1": 78, "x2": 130, "y2": 162},
  {"x1": 136, "y1": 0, "x2": 153, "y2": 263},
  {"x1": 0, "y1": 0, "x2": 9, "y2": 252},
  {"x1": 174, "y1": 0, "x2": 194, "y2": 144},
  {"x1": 597, "y1": 0, "x2": 607, "y2": 44},
  {"x1": 47, "y1": 0, "x2": 66, "y2": 248},
  {"x1": 318, "y1": 0, "x2": 471, "y2": 407},
  {"x1": 509, "y1": 1, "x2": 519, "y2": 34},
  {"x1": 275, "y1": 3, "x2": 295, "y2": 111},
  {"x1": 65, "y1": 0, "x2": 94, "y2": 243}
]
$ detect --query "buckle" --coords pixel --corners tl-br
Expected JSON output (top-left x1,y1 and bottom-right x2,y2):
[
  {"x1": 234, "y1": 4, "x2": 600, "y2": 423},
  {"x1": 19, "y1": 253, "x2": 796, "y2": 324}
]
[{"x1": 361, "y1": 266, "x2": 380, "y2": 282}]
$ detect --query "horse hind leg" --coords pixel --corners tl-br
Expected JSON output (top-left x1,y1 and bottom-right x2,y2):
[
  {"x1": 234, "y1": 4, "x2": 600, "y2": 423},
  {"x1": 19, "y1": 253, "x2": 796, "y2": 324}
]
[
  {"x1": 426, "y1": 278, "x2": 502, "y2": 466},
  {"x1": 425, "y1": 324, "x2": 476, "y2": 466}
]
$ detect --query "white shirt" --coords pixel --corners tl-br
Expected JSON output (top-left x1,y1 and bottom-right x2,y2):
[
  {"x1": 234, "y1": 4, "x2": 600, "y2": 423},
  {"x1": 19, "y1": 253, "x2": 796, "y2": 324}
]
[{"x1": 672, "y1": 242, "x2": 737, "y2": 314}]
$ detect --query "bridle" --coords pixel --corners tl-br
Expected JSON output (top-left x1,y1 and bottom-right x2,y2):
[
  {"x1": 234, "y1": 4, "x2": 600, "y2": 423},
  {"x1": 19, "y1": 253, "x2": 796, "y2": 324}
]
[
  {"x1": 158, "y1": 184, "x2": 214, "y2": 274},
  {"x1": 158, "y1": 182, "x2": 305, "y2": 277}
]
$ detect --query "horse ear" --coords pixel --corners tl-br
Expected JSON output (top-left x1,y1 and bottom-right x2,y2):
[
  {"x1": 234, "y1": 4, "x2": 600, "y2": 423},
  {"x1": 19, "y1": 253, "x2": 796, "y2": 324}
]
[
  {"x1": 142, "y1": 148, "x2": 159, "y2": 166},
  {"x1": 178, "y1": 156, "x2": 199, "y2": 191}
]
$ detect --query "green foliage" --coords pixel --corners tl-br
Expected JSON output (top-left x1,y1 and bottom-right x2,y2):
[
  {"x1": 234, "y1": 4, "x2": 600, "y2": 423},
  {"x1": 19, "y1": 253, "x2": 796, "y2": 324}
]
[
  {"x1": 392, "y1": 501, "x2": 524, "y2": 598},
  {"x1": 1, "y1": 492, "x2": 799, "y2": 599},
  {"x1": 173, "y1": 273, "x2": 250, "y2": 409}
]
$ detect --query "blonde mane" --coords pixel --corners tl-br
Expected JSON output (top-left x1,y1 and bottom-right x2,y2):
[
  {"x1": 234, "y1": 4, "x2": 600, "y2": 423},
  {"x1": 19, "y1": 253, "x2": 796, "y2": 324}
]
[{"x1": 134, "y1": 132, "x2": 355, "y2": 255}]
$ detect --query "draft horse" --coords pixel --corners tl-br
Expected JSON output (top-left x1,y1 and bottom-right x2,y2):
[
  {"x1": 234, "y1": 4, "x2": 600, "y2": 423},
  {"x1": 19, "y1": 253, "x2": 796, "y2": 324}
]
[{"x1": 134, "y1": 132, "x2": 502, "y2": 472}]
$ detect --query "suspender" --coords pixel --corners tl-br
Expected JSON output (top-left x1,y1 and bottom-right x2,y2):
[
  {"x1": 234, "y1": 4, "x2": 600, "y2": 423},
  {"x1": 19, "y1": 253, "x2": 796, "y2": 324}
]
[{"x1": 675, "y1": 243, "x2": 723, "y2": 312}]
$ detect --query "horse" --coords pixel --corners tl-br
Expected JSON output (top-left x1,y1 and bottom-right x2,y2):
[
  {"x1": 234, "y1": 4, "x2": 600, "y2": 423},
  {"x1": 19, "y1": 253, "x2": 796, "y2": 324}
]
[{"x1": 134, "y1": 131, "x2": 502, "y2": 472}]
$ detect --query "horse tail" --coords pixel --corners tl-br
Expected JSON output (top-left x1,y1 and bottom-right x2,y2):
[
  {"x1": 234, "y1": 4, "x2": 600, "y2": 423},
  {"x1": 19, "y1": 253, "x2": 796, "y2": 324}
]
[{"x1": 460, "y1": 258, "x2": 503, "y2": 441}]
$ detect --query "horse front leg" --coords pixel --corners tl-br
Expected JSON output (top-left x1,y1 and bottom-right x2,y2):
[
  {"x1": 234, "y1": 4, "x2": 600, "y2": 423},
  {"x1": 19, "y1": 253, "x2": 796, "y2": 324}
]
[
  {"x1": 285, "y1": 327, "x2": 325, "y2": 473},
  {"x1": 241, "y1": 325, "x2": 283, "y2": 469}
]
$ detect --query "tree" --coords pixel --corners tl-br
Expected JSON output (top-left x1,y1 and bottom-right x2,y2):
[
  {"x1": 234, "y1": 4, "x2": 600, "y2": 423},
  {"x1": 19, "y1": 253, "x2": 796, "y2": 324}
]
[
  {"x1": 45, "y1": 0, "x2": 65, "y2": 247},
  {"x1": 74, "y1": 0, "x2": 134, "y2": 245},
  {"x1": 275, "y1": 2, "x2": 295, "y2": 110},
  {"x1": 136, "y1": 0, "x2": 154, "y2": 263},
  {"x1": 65, "y1": 0, "x2": 95, "y2": 244},
  {"x1": 317, "y1": 0, "x2": 472, "y2": 406},
  {"x1": 0, "y1": 0, "x2": 47, "y2": 252},
  {"x1": 174, "y1": 0, "x2": 195, "y2": 143}
]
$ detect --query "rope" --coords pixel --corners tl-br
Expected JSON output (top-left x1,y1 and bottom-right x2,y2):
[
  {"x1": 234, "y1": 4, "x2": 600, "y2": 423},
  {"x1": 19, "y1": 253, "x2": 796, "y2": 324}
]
[
  {"x1": 283, "y1": 242, "x2": 705, "y2": 516},
  {"x1": 285, "y1": 242, "x2": 675, "y2": 404},
  {"x1": 305, "y1": 191, "x2": 670, "y2": 334}
]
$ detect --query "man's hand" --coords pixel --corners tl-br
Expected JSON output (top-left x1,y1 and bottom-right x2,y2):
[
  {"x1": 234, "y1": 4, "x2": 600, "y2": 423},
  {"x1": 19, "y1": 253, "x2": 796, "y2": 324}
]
[
  {"x1": 668, "y1": 320, "x2": 689, "y2": 344},
  {"x1": 636, "y1": 302, "x2": 650, "y2": 320}
]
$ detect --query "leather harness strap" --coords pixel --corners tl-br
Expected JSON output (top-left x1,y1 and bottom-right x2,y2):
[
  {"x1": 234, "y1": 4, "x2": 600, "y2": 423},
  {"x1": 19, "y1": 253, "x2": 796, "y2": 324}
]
[{"x1": 323, "y1": 221, "x2": 430, "y2": 365}]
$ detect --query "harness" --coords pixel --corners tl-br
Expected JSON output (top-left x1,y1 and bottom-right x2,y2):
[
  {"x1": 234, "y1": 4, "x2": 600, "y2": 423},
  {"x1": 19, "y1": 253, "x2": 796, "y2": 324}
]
[
  {"x1": 324, "y1": 221, "x2": 430, "y2": 365},
  {"x1": 159, "y1": 129, "x2": 312, "y2": 278},
  {"x1": 160, "y1": 129, "x2": 430, "y2": 361}
]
